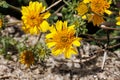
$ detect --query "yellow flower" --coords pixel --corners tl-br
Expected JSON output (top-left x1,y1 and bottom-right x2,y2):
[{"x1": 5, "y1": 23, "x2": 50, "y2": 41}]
[
  {"x1": 76, "y1": 2, "x2": 88, "y2": 16},
  {"x1": 90, "y1": 0, "x2": 110, "y2": 15},
  {"x1": 21, "y1": 1, "x2": 50, "y2": 34},
  {"x1": 0, "y1": 19, "x2": 3, "y2": 28},
  {"x1": 19, "y1": 50, "x2": 34, "y2": 68},
  {"x1": 88, "y1": 14, "x2": 105, "y2": 26},
  {"x1": 46, "y1": 21, "x2": 82, "y2": 58},
  {"x1": 116, "y1": 17, "x2": 120, "y2": 25}
]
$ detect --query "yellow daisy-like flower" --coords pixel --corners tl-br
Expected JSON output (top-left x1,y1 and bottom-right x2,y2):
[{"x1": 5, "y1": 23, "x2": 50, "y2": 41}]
[
  {"x1": 90, "y1": 0, "x2": 110, "y2": 15},
  {"x1": 76, "y1": 2, "x2": 88, "y2": 16},
  {"x1": 21, "y1": 1, "x2": 50, "y2": 34},
  {"x1": 88, "y1": 14, "x2": 105, "y2": 26},
  {"x1": 19, "y1": 50, "x2": 34, "y2": 68},
  {"x1": 116, "y1": 17, "x2": 120, "y2": 25},
  {"x1": 46, "y1": 21, "x2": 82, "y2": 58},
  {"x1": 0, "y1": 19, "x2": 3, "y2": 28}
]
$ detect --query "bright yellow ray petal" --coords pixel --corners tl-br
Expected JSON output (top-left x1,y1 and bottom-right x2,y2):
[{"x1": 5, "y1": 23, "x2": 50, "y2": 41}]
[
  {"x1": 69, "y1": 47, "x2": 77, "y2": 54},
  {"x1": 40, "y1": 20, "x2": 50, "y2": 32},
  {"x1": 52, "y1": 48, "x2": 62, "y2": 56},
  {"x1": 72, "y1": 39, "x2": 81, "y2": 46},
  {"x1": 83, "y1": 0, "x2": 90, "y2": 3},
  {"x1": 46, "y1": 33, "x2": 54, "y2": 39},
  {"x1": 30, "y1": 26, "x2": 39, "y2": 34},
  {"x1": 116, "y1": 22, "x2": 120, "y2": 25},
  {"x1": 105, "y1": 10, "x2": 112, "y2": 15},
  {"x1": 56, "y1": 20, "x2": 62, "y2": 31},
  {"x1": 47, "y1": 42, "x2": 56, "y2": 48},
  {"x1": 43, "y1": 12, "x2": 51, "y2": 19},
  {"x1": 64, "y1": 50, "x2": 71, "y2": 58}
]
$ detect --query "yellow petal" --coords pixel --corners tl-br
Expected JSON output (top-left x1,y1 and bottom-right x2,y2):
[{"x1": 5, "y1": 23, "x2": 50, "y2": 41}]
[
  {"x1": 56, "y1": 20, "x2": 62, "y2": 31},
  {"x1": 68, "y1": 25, "x2": 75, "y2": 32},
  {"x1": 116, "y1": 22, "x2": 120, "y2": 25},
  {"x1": 69, "y1": 47, "x2": 77, "y2": 55},
  {"x1": 46, "y1": 33, "x2": 54, "y2": 39},
  {"x1": 43, "y1": 12, "x2": 51, "y2": 19},
  {"x1": 83, "y1": 0, "x2": 90, "y2": 3},
  {"x1": 49, "y1": 25, "x2": 56, "y2": 32},
  {"x1": 82, "y1": 15, "x2": 87, "y2": 19},
  {"x1": 52, "y1": 48, "x2": 62, "y2": 56},
  {"x1": 47, "y1": 42, "x2": 56, "y2": 48},
  {"x1": 64, "y1": 50, "x2": 71, "y2": 58},
  {"x1": 88, "y1": 14, "x2": 93, "y2": 22},
  {"x1": 116, "y1": 17, "x2": 120, "y2": 21},
  {"x1": 40, "y1": 20, "x2": 50, "y2": 32},
  {"x1": 63, "y1": 21, "x2": 68, "y2": 29},
  {"x1": 105, "y1": 10, "x2": 112, "y2": 15},
  {"x1": 108, "y1": 0, "x2": 112, "y2": 4},
  {"x1": 72, "y1": 39, "x2": 81, "y2": 46},
  {"x1": 30, "y1": 26, "x2": 39, "y2": 34}
]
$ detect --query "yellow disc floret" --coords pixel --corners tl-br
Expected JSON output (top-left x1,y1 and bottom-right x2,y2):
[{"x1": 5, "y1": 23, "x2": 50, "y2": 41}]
[{"x1": 19, "y1": 50, "x2": 34, "y2": 68}]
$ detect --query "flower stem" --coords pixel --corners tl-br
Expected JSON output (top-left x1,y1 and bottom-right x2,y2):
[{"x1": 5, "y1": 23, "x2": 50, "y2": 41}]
[
  {"x1": 34, "y1": 32, "x2": 43, "y2": 48},
  {"x1": 7, "y1": 4, "x2": 21, "y2": 12}
]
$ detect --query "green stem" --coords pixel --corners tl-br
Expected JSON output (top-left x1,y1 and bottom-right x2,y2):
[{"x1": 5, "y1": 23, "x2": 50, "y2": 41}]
[
  {"x1": 63, "y1": 0, "x2": 69, "y2": 6},
  {"x1": 34, "y1": 32, "x2": 43, "y2": 49}
]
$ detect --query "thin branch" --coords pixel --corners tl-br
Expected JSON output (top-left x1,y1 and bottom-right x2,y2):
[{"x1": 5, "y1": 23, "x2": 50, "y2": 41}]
[
  {"x1": 41, "y1": 0, "x2": 62, "y2": 13},
  {"x1": 54, "y1": 4, "x2": 65, "y2": 14},
  {"x1": 108, "y1": 43, "x2": 120, "y2": 49},
  {"x1": 101, "y1": 51, "x2": 107, "y2": 69},
  {"x1": 6, "y1": 0, "x2": 62, "y2": 14},
  {"x1": 54, "y1": 48, "x2": 104, "y2": 64},
  {"x1": 34, "y1": 32, "x2": 43, "y2": 47},
  {"x1": 7, "y1": 4, "x2": 21, "y2": 12},
  {"x1": 79, "y1": 34, "x2": 120, "y2": 41},
  {"x1": 99, "y1": 25, "x2": 120, "y2": 31},
  {"x1": 96, "y1": 36, "x2": 120, "y2": 41}
]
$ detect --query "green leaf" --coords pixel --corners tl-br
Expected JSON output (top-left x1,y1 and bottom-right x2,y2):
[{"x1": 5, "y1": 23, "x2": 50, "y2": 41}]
[{"x1": 0, "y1": 1, "x2": 9, "y2": 8}]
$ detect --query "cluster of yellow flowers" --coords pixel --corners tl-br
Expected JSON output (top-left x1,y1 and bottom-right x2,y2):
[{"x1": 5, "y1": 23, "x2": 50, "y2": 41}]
[
  {"x1": 76, "y1": 0, "x2": 112, "y2": 26},
  {"x1": 19, "y1": 0, "x2": 120, "y2": 68},
  {"x1": 20, "y1": 1, "x2": 82, "y2": 67}
]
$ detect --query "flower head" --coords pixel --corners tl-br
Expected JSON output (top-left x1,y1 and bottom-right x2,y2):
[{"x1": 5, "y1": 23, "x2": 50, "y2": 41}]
[
  {"x1": 76, "y1": 2, "x2": 88, "y2": 16},
  {"x1": 21, "y1": 1, "x2": 50, "y2": 34},
  {"x1": 19, "y1": 50, "x2": 34, "y2": 68},
  {"x1": 90, "y1": 0, "x2": 110, "y2": 15},
  {"x1": 88, "y1": 14, "x2": 105, "y2": 26},
  {"x1": 116, "y1": 17, "x2": 120, "y2": 25},
  {"x1": 46, "y1": 21, "x2": 82, "y2": 58},
  {"x1": 0, "y1": 19, "x2": 3, "y2": 28}
]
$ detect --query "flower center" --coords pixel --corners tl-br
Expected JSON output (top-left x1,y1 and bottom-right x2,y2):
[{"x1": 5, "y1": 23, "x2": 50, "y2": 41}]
[
  {"x1": 29, "y1": 15, "x2": 42, "y2": 27},
  {"x1": 30, "y1": 16, "x2": 35, "y2": 20},
  {"x1": 91, "y1": 0, "x2": 110, "y2": 15},
  {"x1": 60, "y1": 36, "x2": 68, "y2": 43}
]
